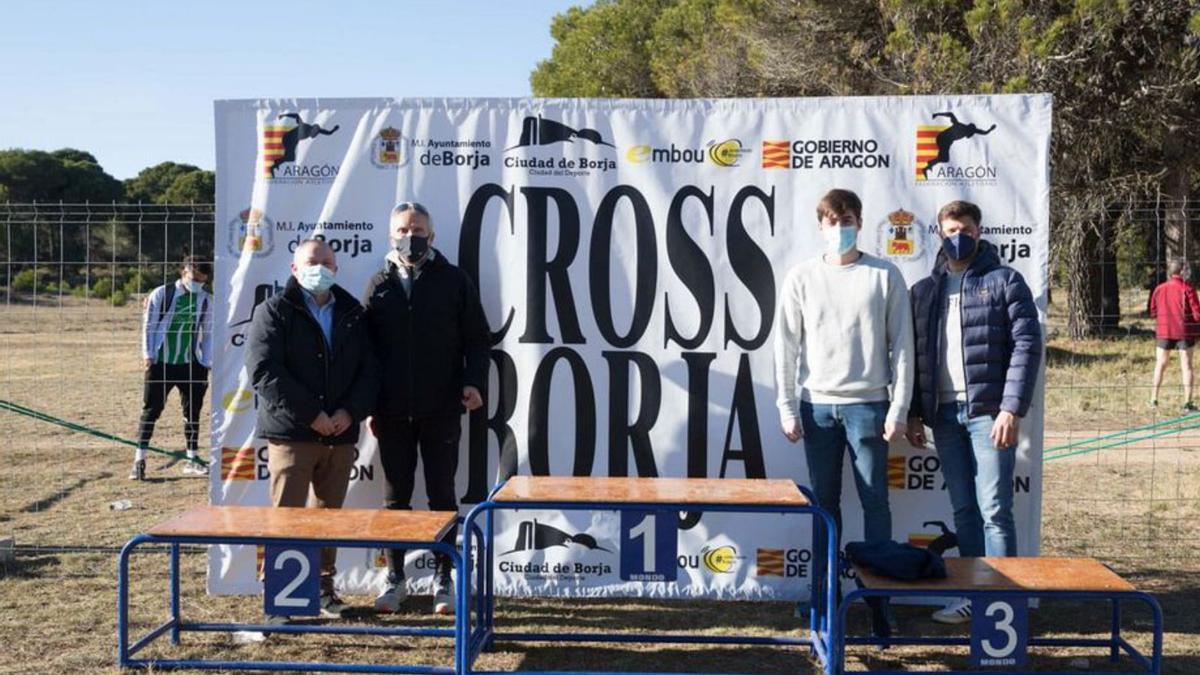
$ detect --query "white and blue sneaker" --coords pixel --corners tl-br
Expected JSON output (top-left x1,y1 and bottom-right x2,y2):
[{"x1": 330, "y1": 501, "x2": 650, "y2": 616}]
[{"x1": 932, "y1": 598, "x2": 972, "y2": 624}]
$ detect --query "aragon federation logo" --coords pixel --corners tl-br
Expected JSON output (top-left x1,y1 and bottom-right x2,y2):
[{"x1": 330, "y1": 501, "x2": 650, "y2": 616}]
[
  {"x1": 915, "y1": 111, "x2": 996, "y2": 183},
  {"x1": 261, "y1": 113, "x2": 340, "y2": 179}
]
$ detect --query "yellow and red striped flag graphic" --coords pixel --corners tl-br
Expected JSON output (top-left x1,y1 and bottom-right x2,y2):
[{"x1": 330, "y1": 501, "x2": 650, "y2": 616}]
[
  {"x1": 756, "y1": 548, "x2": 785, "y2": 576},
  {"x1": 887, "y1": 456, "x2": 907, "y2": 489},
  {"x1": 261, "y1": 124, "x2": 291, "y2": 178},
  {"x1": 220, "y1": 446, "x2": 256, "y2": 481},
  {"x1": 761, "y1": 141, "x2": 790, "y2": 169},
  {"x1": 915, "y1": 125, "x2": 949, "y2": 180}
]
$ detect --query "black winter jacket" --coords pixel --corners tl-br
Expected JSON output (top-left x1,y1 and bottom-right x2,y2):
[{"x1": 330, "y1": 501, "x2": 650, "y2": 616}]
[
  {"x1": 363, "y1": 252, "x2": 490, "y2": 418},
  {"x1": 246, "y1": 278, "x2": 379, "y2": 445},
  {"x1": 909, "y1": 240, "x2": 1042, "y2": 421}
]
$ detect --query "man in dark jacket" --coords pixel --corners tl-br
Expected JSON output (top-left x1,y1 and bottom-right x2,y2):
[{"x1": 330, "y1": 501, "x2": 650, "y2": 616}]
[
  {"x1": 365, "y1": 201, "x2": 490, "y2": 615},
  {"x1": 246, "y1": 239, "x2": 379, "y2": 620},
  {"x1": 1148, "y1": 258, "x2": 1200, "y2": 410},
  {"x1": 905, "y1": 200, "x2": 1041, "y2": 624}
]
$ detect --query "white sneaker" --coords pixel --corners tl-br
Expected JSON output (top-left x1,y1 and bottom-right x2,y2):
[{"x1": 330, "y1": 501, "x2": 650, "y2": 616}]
[
  {"x1": 264, "y1": 614, "x2": 291, "y2": 626},
  {"x1": 931, "y1": 598, "x2": 972, "y2": 624},
  {"x1": 374, "y1": 584, "x2": 408, "y2": 613},
  {"x1": 182, "y1": 460, "x2": 208, "y2": 476},
  {"x1": 432, "y1": 577, "x2": 454, "y2": 615}
]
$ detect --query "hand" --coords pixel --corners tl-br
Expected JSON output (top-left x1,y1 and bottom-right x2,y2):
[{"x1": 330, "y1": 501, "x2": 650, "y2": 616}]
[
  {"x1": 781, "y1": 418, "x2": 803, "y2": 443},
  {"x1": 143, "y1": 357, "x2": 154, "y2": 370},
  {"x1": 329, "y1": 409, "x2": 353, "y2": 435},
  {"x1": 883, "y1": 420, "x2": 907, "y2": 443},
  {"x1": 991, "y1": 411, "x2": 1019, "y2": 449},
  {"x1": 905, "y1": 417, "x2": 926, "y2": 448},
  {"x1": 462, "y1": 386, "x2": 483, "y2": 411},
  {"x1": 310, "y1": 411, "x2": 335, "y2": 437}
]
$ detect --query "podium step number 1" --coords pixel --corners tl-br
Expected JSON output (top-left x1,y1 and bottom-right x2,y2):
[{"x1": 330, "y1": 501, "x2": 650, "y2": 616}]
[{"x1": 619, "y1": 510, "x2": 678, "y2": 582}]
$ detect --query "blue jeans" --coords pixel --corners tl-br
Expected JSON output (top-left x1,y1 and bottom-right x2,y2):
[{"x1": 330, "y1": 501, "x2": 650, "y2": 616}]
[
  {"x1": 930, "y1": 402, "x2": 1017, "y2": 557},
  {"x1": 799, "y1": 400, "x2": 893, "y2": 546}
]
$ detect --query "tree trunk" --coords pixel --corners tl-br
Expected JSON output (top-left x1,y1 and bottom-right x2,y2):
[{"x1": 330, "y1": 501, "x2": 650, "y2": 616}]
[
  {"x1": 1066, "y1": 218, "x2": 1103, "y2": 338},
  {"x1": 1099, "y1": 207, "x2": 1120, "y2": 331}
]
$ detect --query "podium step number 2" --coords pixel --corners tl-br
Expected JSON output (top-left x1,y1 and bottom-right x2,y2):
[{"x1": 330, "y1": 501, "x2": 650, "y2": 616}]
[
  {"x1": 620, "y1": 510, "x2": 678, "y2": 582},
  {"x1": 263, "y1": 545, "x2": 322, "y2": 616},
  {"x1": 970, "y1": 594, "x2": 1028, "y2": 669}
]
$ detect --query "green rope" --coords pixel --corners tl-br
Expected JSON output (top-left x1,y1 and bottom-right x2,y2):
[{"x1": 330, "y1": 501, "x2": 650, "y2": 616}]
[
  {"x1": 1043, "y1": 412, "x2": 1200, "y2": 454},
  {"x1": 0, "y1": 398, "x2": 208, "y2": 467},
  {"x1": 1045, "y1": 420, "x2": 1200, "y2": 462}
]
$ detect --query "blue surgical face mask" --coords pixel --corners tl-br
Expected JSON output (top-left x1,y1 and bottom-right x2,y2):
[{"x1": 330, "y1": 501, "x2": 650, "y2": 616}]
[
  {"x1": 184, "y1": 280, "x2": 204, "y2": 294},
  {"x1": 297, "y1": 264, "x2": 336, "y2": 293},
  {"x1": 823, "y1": 225, "x2": 858, "y2": 256},
  {"x1": 942, "y1": 233, "x2": 978, "y2": 261}
]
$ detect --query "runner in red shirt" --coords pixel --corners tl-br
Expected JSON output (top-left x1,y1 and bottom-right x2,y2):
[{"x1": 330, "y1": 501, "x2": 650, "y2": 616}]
[{"x1": 1149, "y1": 259, "x2": 1200, "y2": 411}]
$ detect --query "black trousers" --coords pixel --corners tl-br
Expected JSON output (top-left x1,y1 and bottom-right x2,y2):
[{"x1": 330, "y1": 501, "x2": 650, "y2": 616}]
[
  {"x1": 375, "y1": 412, "x2": 461, "y2": 584},
  {"x1": 137, "y1": 362, "x2": 208, "y2": 454}
]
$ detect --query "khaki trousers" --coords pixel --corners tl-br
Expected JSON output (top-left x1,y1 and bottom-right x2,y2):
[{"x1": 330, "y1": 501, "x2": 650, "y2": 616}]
[{"x1": 266, "y1": 440, "x2": 355, "y2": 589}]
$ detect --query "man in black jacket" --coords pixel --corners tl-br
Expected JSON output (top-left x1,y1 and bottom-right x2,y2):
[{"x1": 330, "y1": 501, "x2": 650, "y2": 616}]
[
  {"x1": 366, "y1": 201, "x2": 489, "y2": 615},
  {"x1": 905, "y1": 200, "x2": 1041, "y2": 624},
  {"x1": 246, "y1": 239, "x2": 379, "y2": 620}
]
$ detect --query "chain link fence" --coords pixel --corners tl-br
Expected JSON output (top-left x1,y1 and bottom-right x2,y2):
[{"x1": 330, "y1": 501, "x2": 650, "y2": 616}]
[{"x1": 0, "y1": 201, "x2": 1197, "y2": 567}]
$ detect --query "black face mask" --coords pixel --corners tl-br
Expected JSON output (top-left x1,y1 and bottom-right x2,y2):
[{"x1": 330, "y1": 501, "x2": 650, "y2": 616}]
[{"x1": 395, "y1": 234, "x2": 429, "y2": 263}]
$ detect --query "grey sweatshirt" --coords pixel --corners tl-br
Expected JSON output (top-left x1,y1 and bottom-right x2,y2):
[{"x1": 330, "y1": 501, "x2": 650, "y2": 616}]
[{"x1": 773, "y1": 252, "x2": 915, "y2": 425}]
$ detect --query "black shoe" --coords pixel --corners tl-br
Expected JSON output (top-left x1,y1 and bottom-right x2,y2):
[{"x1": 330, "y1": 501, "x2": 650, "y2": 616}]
[
  {"x1": 868, "y1": 598, "x2": 895, "y2": 643},
  {"x1": 1184, "y1": 401, "x2": 1197, "y2": 413},
  {"x1": 128, "y1": 460, "x2": 146, "y2": 481}
]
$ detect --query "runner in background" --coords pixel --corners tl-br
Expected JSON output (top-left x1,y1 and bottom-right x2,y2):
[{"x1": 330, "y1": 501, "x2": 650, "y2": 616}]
[
  {"x1": 1149, "y1": 258, "x2": 1200, "y2": 411},
  {"x1": 132, "y1": 256, "x2": 213, "y2": 480}
]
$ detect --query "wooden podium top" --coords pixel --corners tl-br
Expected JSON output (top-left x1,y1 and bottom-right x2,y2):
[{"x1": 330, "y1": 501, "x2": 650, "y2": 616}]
[
  {"x1": 147, "y1": 505, "x2": 457, "y2": 544},
  {"x1": 855, "y1": 557, "x2": 1135, "y2": 593},
  {"x1": 492, "y1": 476, "x2": 809, "y2": 506}
]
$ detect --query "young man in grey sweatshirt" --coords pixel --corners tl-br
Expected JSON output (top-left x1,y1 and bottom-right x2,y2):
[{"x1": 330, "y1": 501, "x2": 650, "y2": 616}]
[{"x1": 774, "y1": 188, "x2": 915, "y2": 547}]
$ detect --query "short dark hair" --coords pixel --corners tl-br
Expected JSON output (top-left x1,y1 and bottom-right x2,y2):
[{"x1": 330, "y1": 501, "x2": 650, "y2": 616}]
[
  {"x1": 181, "y1": 255, "x2": 211, "y2": 278},
  {"x1": 937, "y1": 200, "x2": 983, "y2": 228},
  {"x1": 816, "y1": 189, "x2": 862, "y2": 224}
]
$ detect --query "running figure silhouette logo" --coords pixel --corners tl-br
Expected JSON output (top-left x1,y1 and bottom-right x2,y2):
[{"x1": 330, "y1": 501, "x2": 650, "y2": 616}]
[
  {"x1": 915, "y1": 112, "x2": 996, "y2": 181},
  {"x1": 262, "y1": 113, "x2": 340, "y2": 178}
]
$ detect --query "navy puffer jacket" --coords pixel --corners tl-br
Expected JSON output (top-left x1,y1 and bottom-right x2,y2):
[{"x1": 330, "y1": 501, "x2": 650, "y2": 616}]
[{"x1": 909, "y1": 240, "x2": 1042, "y2": 420}]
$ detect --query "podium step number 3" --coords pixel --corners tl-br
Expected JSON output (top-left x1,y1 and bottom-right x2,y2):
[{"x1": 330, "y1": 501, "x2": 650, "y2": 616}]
[
  {"x1": 263, "y1": 545, "x2": 321, "y2": 616},
  {"x1": 970, "y1": 595, "x2": 1028, "y2": 669}
]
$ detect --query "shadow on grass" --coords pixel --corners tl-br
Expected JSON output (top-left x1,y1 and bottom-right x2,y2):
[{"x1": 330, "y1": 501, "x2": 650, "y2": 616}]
[
  {"x1": 506, "y1": 644, "x2": 813, "y2": 674},
  {"x1": 492, "y1": 598, "x2": 797, "y2": 633},
  {"x1": 1047, "y1": 343, "x2": 1149, "y2": 369},
  {"x1": 18, "y1": 471, "x2": 113, "y2": 512},
  {"x1": 0, "y1": 554, "x2": 60, "y2": 580}
]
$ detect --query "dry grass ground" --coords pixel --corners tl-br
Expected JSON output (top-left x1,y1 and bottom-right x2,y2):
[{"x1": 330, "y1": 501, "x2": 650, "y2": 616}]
[{"x1": 1, "y1": 292, "x2": 1197, "y2": 673}]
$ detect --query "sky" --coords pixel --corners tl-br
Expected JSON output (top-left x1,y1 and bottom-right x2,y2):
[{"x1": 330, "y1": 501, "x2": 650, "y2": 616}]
[{"x1": 0, "y1": 0, "x2": 583, "y2": 179}]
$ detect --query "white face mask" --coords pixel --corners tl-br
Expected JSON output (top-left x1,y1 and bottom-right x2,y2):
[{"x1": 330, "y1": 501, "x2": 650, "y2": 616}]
[
  {"x1": 823, "y1": 225, "x2": 858, "y2": 256},
  {"x1": 184, "y1": 280, "x2": 204, "y2": 293}
]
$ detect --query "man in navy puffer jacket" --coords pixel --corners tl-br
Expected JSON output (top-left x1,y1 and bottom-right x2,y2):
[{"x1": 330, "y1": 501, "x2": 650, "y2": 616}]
[{"x1": 905, "y1": 200, "x2": 1042, "y2": 624}]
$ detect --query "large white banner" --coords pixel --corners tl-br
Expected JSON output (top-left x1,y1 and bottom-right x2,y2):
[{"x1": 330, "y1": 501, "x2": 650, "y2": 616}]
[{"x1": 211, "y1": 96, "x2": 1050, "y2": 599}]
